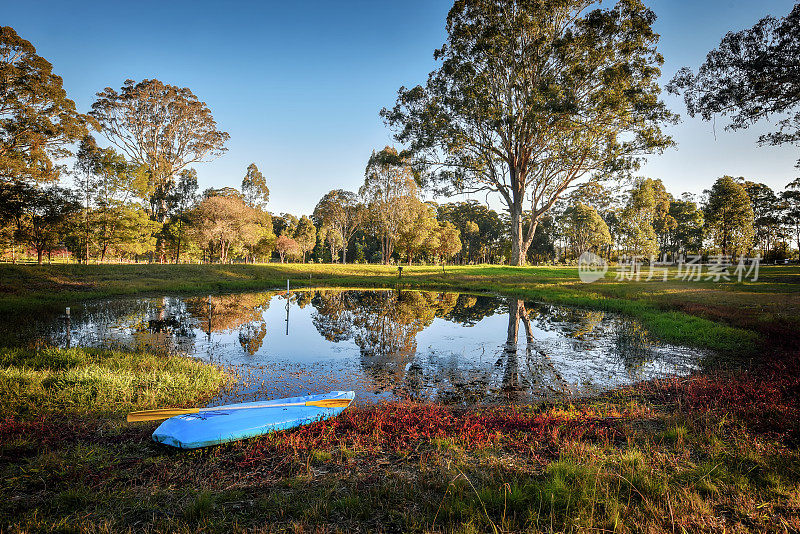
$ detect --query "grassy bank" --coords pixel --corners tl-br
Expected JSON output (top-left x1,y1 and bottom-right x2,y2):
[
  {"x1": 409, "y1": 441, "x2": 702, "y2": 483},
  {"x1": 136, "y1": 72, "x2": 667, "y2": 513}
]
[
  {"x1": 2, "y1": 346, "x2": 799, "y2": 532},
  {"x1": 0, "y1": 345, "x2": 232, "y2": 531},
  {"x1": 0, "y1": 346, "x2": 227, "y2": 418},
  {"x1": 3, "y1": 262, "x2": 797, "y2": 353}
]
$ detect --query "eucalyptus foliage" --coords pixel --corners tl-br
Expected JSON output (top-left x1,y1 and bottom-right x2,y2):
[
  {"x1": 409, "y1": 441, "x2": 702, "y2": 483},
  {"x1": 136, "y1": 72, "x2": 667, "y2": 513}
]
[
  {"x1": 0, "y1": 27, "x2": 89, "y2": 183},
  {"x1": 382, "y1": 0, "x2": 675, "y2": 265},
  {"x1": 90, "y1": 79, "x2": 230, "y2": 222},
  {"x1": 670, "y1": 3, "x2": 800, "y2": 171}
]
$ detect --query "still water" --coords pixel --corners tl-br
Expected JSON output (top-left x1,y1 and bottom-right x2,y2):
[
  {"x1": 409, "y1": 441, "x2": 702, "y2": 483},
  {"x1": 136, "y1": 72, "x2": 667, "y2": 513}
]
[{"x1": 32, "y1": 289, "x2": 701, "y2": 405}]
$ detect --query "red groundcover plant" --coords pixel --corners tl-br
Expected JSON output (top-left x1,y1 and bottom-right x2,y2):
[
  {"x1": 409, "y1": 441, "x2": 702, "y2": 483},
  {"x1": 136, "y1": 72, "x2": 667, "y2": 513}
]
[{"x1": 236, "y1": 403, "x2": 621, "y2": 469}]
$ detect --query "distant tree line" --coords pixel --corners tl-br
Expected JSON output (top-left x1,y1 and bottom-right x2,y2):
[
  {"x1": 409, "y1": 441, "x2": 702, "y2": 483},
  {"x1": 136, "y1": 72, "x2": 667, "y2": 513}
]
[{"x1": 549, "y1": 175, "x2": 800, "y2": 263}]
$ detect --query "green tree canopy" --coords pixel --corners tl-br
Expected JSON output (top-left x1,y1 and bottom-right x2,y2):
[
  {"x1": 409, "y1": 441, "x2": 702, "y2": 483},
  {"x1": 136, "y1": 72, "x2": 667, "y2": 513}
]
[
  {"x1": 430, "y1": 221, "x2": 463, "y2": 270},
  {"x1": 17, "y1": 184, "x2": 80, "y2": 264},
  {"x1": 166, "y1": 168, "x2": 199, "y2": 263},
  {"x1": 437, "y1": 200, "x2": 505, "y2": 264},
  {"x1": 73, "y1": 135, "x2": 149, "y2": 262},
  {"x1": 741, "y1": 180, "x2": 782, "y2": 257},
  {"x1": 783, "y1": 183, "x2": 800, "y2": 259},
  {"x1": 621, "y1": 178, "x2": 659, "y2": 258},
  {"x1": 313, "y1": 189, "x2": 364, "y2": 263},
  {"x1": 360, "y1": 147, "x2": 419, "y2": 263},
  {"x1": 273, "y1": 213, "x2": 298, "y2": 237},
  {"x1": 563, "y1": 202, "x2": 611, "y2": 258},
  {"x1": 242, "y1": 163, "x2": 269, "y2": 209},
  {"x1": 0, "y1": 26, "x2": 90, "y2": 183},
  {"x1": 666, "y1": 194, "x2": 704, "y2": 256},
  {"x1": 395, "y1": 199, "x2": 438, "y2": 264},
  {"x1": 704, "y1": 176, "x2": 755, "y2": 256},
  {"x1": 189, "y1": 191, "x2": 255, "y2": 263},
  {"x1": 294, "y1": 215, "x2": 317, "y2": 263},
  {"x1": 382, "y1": 0, "x2": 675, "y2": 265},
  {"x1": 669, "y1": 3, "x2": 800, "y2": 171},
  {"x1": 650, "y1": 179, "x2": 676, "y2": 252},
  {"x1": 90, "y1": 79, "x2": 229, "y2": 223}
]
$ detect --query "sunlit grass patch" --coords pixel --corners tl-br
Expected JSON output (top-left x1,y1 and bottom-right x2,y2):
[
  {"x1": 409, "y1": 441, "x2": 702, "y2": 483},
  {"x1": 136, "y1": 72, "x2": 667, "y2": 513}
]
[{"x1": 0, "y1": 345, "x2": 228, "y2": 417}]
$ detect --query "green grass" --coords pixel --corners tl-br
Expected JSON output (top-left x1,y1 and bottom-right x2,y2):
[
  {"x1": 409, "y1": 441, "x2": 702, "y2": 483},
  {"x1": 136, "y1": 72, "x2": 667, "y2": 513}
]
[{"x1": 0, "y1": 346, "x2": 228, "y2": 418}]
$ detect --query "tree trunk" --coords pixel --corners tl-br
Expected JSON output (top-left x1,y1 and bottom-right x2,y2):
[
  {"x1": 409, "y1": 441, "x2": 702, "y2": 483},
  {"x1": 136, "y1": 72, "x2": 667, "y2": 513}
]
[
  {"x1": 506, "y1": 164, "x2": 545, "y2": 266},
  {"x1": 37, "y1": 248, "x2": 43, "y2": 265},
  {"x1": 795, "y1": 225, "x2": 800, "y2": 260},
  {"x1": 85, "y1": 175, "x2": 90, "y2": 264},
  {"x1": 175, "y1": 219, "x2": 182, "y2": 264},
  {"x1": 510, "y1": 205, "x2": 525, "y2": 266}
]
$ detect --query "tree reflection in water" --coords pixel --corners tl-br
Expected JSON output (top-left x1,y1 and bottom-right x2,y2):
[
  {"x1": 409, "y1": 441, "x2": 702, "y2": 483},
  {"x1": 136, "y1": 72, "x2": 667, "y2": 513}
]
[
  {"x1": 612, "y1": 320, "x2": 657, "y2": 374},
  {"x1": 238, "y1": 322, "x2": 267, "y2": 355},
  {"x1": 499, "y1": 299, "x2": 532, "y2": 402},
  {"x1": 310, "y1": 290, "x2": 504, "y2": 401},
  {"x1": 312, "y1": 290, "x2": 436, "y2": 391},
  {"x1": 130, "y1": 297, "x2": 195, "y2": 354},
  {"x1": 500, "y1": 299, "x2": 575, "y2": 402},
  {"x1": 523, "y1": 302, "x2": 660, "y2": 374},
  {"x1": 308, "y1": 293, "x2": 612, "y2": 403},
  {"x1": 185, "y1": 293, "x2": 272, "y2": 355},
  {"x1": 33, "y1": 289, "x2": 694, "y2": 405}
]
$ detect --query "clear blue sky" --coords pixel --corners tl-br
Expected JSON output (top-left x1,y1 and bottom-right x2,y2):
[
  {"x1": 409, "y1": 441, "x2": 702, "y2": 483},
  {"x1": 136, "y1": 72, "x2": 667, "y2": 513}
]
[{"x1": 6, "y1": 0, "x2": 798, "y2": 215}]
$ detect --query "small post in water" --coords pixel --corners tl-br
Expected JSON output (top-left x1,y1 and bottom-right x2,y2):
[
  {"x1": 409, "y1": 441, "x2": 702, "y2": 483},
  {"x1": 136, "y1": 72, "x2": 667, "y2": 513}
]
[
  {"x1": 285, "y1": 297, "x2": 290, "y2": 335},
  {"x1": 285, "y1": 279, "x2": 290, "y2": 335},
  {"x1": 207, "y1": 295, "x2": 212, "y2": 341},
  {"x1": 65, "y1": 307, "x2": 71, "y2": 348}
]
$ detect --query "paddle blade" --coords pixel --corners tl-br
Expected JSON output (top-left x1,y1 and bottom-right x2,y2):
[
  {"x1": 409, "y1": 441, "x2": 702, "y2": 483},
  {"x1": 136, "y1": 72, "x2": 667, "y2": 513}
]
[
  {"x1": 306, "y1": 398, "x2": 352, "y2": 408},
  {"x1": 127, "y1": 407, "x2": 200, "y2": 423}
]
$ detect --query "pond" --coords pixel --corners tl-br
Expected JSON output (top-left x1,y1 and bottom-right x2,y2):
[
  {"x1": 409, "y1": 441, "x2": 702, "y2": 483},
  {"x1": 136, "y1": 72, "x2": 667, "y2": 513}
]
[{"x1": 17, "y1": 289, "x2": 703, "y2": 405}]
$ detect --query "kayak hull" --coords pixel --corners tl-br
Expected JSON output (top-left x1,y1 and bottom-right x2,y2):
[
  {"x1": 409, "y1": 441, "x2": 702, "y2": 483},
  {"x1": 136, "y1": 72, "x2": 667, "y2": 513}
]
[{"x1": 152, "y1": 391, "x2": 354, "y2": 449}]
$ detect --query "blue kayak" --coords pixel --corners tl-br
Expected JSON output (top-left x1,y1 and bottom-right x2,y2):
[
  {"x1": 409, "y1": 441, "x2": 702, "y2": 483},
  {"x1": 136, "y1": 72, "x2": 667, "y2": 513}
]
[{"x1": 152, "y1": 391, "x2": 355, "y2": 449}]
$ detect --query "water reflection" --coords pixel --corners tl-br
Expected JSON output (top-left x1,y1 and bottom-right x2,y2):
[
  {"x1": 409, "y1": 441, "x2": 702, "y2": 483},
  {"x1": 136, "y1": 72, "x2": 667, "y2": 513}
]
[
  {"x1": 500, "y1": 300, "x2": 574, "y2": 402},
  {"x1": 13, "y1": 289, "x2": 701, "y2": 405},
  {"x1": 306, "y1": 290, "x2": 481, "y2": 400}
]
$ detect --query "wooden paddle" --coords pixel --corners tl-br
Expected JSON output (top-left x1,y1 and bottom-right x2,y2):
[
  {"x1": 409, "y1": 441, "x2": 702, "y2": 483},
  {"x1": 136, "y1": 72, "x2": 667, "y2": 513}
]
[{"x1": 126, "y1": 398, "x2": 352, "y2": 423}]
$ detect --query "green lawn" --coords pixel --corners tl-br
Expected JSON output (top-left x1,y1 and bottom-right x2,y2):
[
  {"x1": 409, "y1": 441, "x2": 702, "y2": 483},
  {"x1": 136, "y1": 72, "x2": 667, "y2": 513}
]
[{"x1": 1, "y1": 263, "x2": 799, "y2": 532}]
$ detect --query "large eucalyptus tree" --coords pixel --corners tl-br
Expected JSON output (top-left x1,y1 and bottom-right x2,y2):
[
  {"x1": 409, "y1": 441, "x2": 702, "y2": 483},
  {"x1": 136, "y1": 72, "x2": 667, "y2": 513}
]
[
  {"x1": 382, "y1": 0, "x2": 675, "y2": 265},
  {"x1": 313, "y1": 189, "x2": 364, "y2": 263}
]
